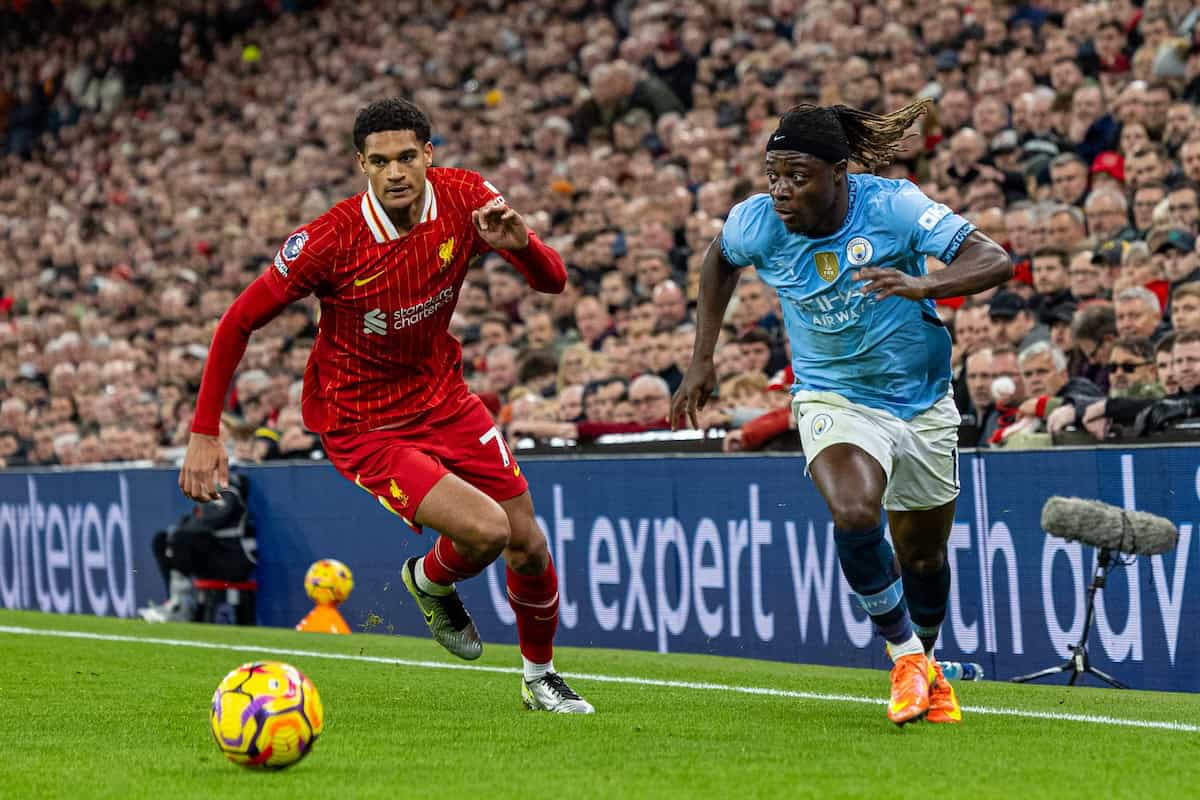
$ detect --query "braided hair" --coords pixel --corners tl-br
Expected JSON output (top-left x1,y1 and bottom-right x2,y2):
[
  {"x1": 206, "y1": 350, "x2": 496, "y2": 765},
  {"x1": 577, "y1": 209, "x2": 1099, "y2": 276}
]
[{"x1": 772, "y1": 100, "x2": 932, "y2": 171}]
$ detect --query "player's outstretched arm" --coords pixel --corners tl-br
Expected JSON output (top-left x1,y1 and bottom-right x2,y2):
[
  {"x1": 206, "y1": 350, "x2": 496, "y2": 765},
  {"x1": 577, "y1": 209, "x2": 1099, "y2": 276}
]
[
  {"x1": 855, "y1": 231, "x2": 1012, "y2": 301},
  {"x1": 180, "y1": 275, "x2": 291, "y2": 502},
  {"x1": 672, "y1": 234, "x2": 740, "y2": 430}
]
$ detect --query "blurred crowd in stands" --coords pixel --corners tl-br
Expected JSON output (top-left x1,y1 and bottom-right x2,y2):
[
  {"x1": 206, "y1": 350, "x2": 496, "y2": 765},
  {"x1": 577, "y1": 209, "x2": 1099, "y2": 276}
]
[{"x1": 4, "y1": 0, "x2": 1200, "y2": 468}]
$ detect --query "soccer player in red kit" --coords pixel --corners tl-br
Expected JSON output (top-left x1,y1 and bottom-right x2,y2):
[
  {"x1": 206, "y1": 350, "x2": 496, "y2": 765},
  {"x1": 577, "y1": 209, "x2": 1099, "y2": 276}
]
[{"x1": 179, "y1": 98, "x2": 593, "y2": 713}]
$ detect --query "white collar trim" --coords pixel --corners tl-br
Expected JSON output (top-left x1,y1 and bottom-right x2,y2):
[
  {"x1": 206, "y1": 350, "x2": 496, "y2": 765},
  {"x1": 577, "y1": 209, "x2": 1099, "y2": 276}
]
[
  {"x1": 420, "y1": 179, "x2": 437, "y2": 223},
  {"x1": 361, "y1": 179, "x2": 437, "y2": 242}
]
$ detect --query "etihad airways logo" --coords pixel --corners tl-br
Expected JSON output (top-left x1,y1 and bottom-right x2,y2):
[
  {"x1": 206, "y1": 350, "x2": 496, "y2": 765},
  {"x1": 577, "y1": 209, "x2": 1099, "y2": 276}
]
[
  {"x1": 363, "y1": 309, "x2": 387, "y2": 335},
  {"x1": 362, "y1": 288, "x2": 455, "y2": 335}
]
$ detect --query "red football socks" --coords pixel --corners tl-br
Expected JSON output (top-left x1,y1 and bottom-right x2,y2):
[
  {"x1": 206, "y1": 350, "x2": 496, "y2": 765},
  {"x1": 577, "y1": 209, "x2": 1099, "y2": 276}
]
[
  {"x1": 420, "y1": 535, "x2": 489, "y2": 585},
  {"x1": 507, "y1": 558, "x2": 559, "y2": 664}
]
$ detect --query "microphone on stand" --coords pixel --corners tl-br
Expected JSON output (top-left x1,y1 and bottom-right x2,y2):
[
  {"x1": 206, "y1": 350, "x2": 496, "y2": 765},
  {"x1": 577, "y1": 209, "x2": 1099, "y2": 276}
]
[
  {"x1": 1041, "y1": 497, "x2": 1178, "y2": 556},
  {"x1": 1011, "y1": 497, "x2": 1179, "y2": 689}
]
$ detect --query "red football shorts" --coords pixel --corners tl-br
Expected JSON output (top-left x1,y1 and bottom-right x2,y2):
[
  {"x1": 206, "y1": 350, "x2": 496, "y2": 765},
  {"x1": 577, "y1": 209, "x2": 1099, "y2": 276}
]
[{"x1": 321, "y1": 388, "x2": 528, "y2": 532}]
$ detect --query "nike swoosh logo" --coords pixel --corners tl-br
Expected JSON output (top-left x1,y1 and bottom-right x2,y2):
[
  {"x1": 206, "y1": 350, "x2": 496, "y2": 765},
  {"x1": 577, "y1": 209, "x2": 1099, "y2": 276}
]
[
  {"x1": 354, "y1": 270, "x2": 386, "y2": 287},
  {"x1": 773, "y1": 134, "x2": 785, "y2": 141}
]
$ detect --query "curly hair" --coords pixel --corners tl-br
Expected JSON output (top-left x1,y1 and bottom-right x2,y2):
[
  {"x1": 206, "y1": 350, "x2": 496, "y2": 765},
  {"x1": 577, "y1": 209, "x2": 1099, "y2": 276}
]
[{"x1": 352, "y1": 98, "x2": 431, "y2": 152}]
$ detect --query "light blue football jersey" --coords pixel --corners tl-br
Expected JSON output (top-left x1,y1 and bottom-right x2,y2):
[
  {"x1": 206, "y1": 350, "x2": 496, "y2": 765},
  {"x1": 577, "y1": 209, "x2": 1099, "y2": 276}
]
[{"x1": 721, "y1": 174, "x2": 975, "y2": 421}]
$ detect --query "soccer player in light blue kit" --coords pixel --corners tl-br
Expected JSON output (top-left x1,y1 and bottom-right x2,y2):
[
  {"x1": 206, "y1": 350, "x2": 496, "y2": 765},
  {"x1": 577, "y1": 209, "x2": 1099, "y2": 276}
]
[{"x1": 673, "y1": 102, "x2": 1012, "y2": 726}]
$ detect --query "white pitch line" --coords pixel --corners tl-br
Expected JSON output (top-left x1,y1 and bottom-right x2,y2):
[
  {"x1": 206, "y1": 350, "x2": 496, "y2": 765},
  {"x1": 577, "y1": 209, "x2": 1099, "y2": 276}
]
[{"x1": 2, "y1": 625, "x2": 1197, "y2": 734}]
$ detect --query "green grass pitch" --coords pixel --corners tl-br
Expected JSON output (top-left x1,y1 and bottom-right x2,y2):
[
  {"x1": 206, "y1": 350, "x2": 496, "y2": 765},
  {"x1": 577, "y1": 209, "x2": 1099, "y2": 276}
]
[{"x1": 1, "y1": 609, "x2": 1197, "y2": 799}]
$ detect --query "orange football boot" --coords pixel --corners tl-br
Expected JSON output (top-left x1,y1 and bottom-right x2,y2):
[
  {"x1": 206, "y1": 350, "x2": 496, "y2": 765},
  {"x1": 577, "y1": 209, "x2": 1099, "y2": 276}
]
[
  {"x1": 887, "y1": 653, "x2": 931, "y2": 726},
  {"x1": 926, "y1": 659, "x2": 963, "y2": 724}
]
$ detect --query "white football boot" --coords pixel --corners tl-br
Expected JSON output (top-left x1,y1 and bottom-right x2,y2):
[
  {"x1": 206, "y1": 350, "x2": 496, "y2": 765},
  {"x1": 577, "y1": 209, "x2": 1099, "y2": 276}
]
[{"x1": 522, "y1": 672, "x2": 595, "y2": 714}]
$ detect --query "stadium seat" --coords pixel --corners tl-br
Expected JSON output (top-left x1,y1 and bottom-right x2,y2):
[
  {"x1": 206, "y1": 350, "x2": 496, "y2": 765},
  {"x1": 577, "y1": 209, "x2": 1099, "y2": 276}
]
[{"x1": 192, "y1": 578, "x2": 258, "y2": 626}]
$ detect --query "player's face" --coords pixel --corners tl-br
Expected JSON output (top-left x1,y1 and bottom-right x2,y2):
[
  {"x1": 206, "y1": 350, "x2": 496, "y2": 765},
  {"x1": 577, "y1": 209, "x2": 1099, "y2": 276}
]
[
  {"x1": 765, "y1": 152, "x2": 842, "y2": 235},
  {"x1": 357, "y1": 130, "x2": 434, "y2": 217}
]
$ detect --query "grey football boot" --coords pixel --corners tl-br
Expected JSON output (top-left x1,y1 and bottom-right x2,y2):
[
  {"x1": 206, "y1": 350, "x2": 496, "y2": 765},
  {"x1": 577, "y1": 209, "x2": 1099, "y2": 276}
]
[{"x1": 401, "y1": 557, "x2": 483, "y2": 660}]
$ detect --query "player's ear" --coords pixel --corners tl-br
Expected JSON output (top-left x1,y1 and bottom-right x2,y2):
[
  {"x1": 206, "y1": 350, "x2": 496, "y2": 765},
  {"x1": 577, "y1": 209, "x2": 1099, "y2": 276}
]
[
  {"x1": 355, "y1": 150, "x2": 367, "y2": 175},
  {"x1": 823, "y1": 159, "x2": 848, "y2": 190},
  {"x1": 423, "y1": 141, "x2": 434, "y2": 167}
]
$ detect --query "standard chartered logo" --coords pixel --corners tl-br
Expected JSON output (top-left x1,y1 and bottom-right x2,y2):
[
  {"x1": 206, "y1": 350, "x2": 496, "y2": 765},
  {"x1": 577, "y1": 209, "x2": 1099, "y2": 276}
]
[
  {"x1": 0, "y1": 475, "x2": 135, "y2": 617},
  {"x1": 363, "y1": 290, "x2": 456, "y2": 335},
  {"x1": 363, "y1": 308, "x2": 387, "y2": 335}
]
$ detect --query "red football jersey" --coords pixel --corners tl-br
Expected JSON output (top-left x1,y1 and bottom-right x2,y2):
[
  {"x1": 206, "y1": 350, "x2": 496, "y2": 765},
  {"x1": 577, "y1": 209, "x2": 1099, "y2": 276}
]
[{"x1": 263, "y1": 167, "x2": 503, "y2": 434}]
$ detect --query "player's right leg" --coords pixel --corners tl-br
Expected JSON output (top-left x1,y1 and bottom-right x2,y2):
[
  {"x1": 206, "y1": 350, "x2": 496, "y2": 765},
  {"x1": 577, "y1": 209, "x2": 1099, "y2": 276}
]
[
  {"x1": 322, "y1": 428, "x2": 509, "y2": 660},
  {"x1": 806, "y1": 443, "x2": 930, "y2": 725},
  {"x1": 797, "y1": 396, "x2": 930, "y2": 725},
  {"x1": 400, "y1": 473, "x2": 511, "y2": 660}
]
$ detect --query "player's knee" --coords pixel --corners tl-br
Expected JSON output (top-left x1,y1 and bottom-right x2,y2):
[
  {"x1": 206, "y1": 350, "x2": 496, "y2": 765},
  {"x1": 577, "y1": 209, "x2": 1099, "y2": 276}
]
[
  {"x1": 461, "y1": 506, "x2": 510, "y2": 563},
  {"x1": 899, "y1": 550, "x2": 946, "y2": 575},
  {"x1": 506, "y1": 527, "x2": 549, "y2": 575},
  {"x1": 830, "y1": 501, "x2": 881, "y2": 532}
]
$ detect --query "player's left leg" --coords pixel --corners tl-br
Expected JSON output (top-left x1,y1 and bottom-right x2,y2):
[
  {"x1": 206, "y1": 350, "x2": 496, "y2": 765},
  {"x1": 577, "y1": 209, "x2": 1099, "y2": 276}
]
[
  {"x1": 885, "y1": 393, "x2": 963, "y2": 723},
  {"x1": 500, "y1": 490, "x2": 594, "y2": 714},
  {"x1": 890, "y1": 504, "x2": 955, "y2": 656},
  {"x1": 432, "y1": 389, "x2": 592, "y2": 712},
  {"x1": 322, "y1": 422, "x2": 500, "y2": 661},
  {"x1": 890, "y1": 503, "x2": 961, "y2": 723}
]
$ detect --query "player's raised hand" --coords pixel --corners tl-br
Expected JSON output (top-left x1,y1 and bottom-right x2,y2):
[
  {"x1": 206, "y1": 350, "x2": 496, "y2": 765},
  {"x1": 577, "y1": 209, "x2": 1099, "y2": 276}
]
[
  {"x1": 179, "y1": 432, "x2": 228, "y2": 503},
  {"x1": 671, "y1": 360, "x2": 717, "y2": 431},
  {"x1": 473, "y1": 197, "x2": 530, "y2": 251},
  {"x1": 852, "y1": 267, "x2": 929, "y2": 302}
]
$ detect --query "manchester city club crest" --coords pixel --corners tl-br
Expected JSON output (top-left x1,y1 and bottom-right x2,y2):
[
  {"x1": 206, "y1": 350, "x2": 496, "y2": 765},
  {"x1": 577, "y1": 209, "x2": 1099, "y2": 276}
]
[
  {"x1": 846, "y1": 236, "x2": 873, "y2": 266},
  {"x1": 813, "y1": 251, "x2": 839, "y2": 282},
  {"x1": 282, "y1": 231, "x2": 309, "y2": 261},
  {"x1": 811, "y1": 413, "x2": 834, "y2": 439}
]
